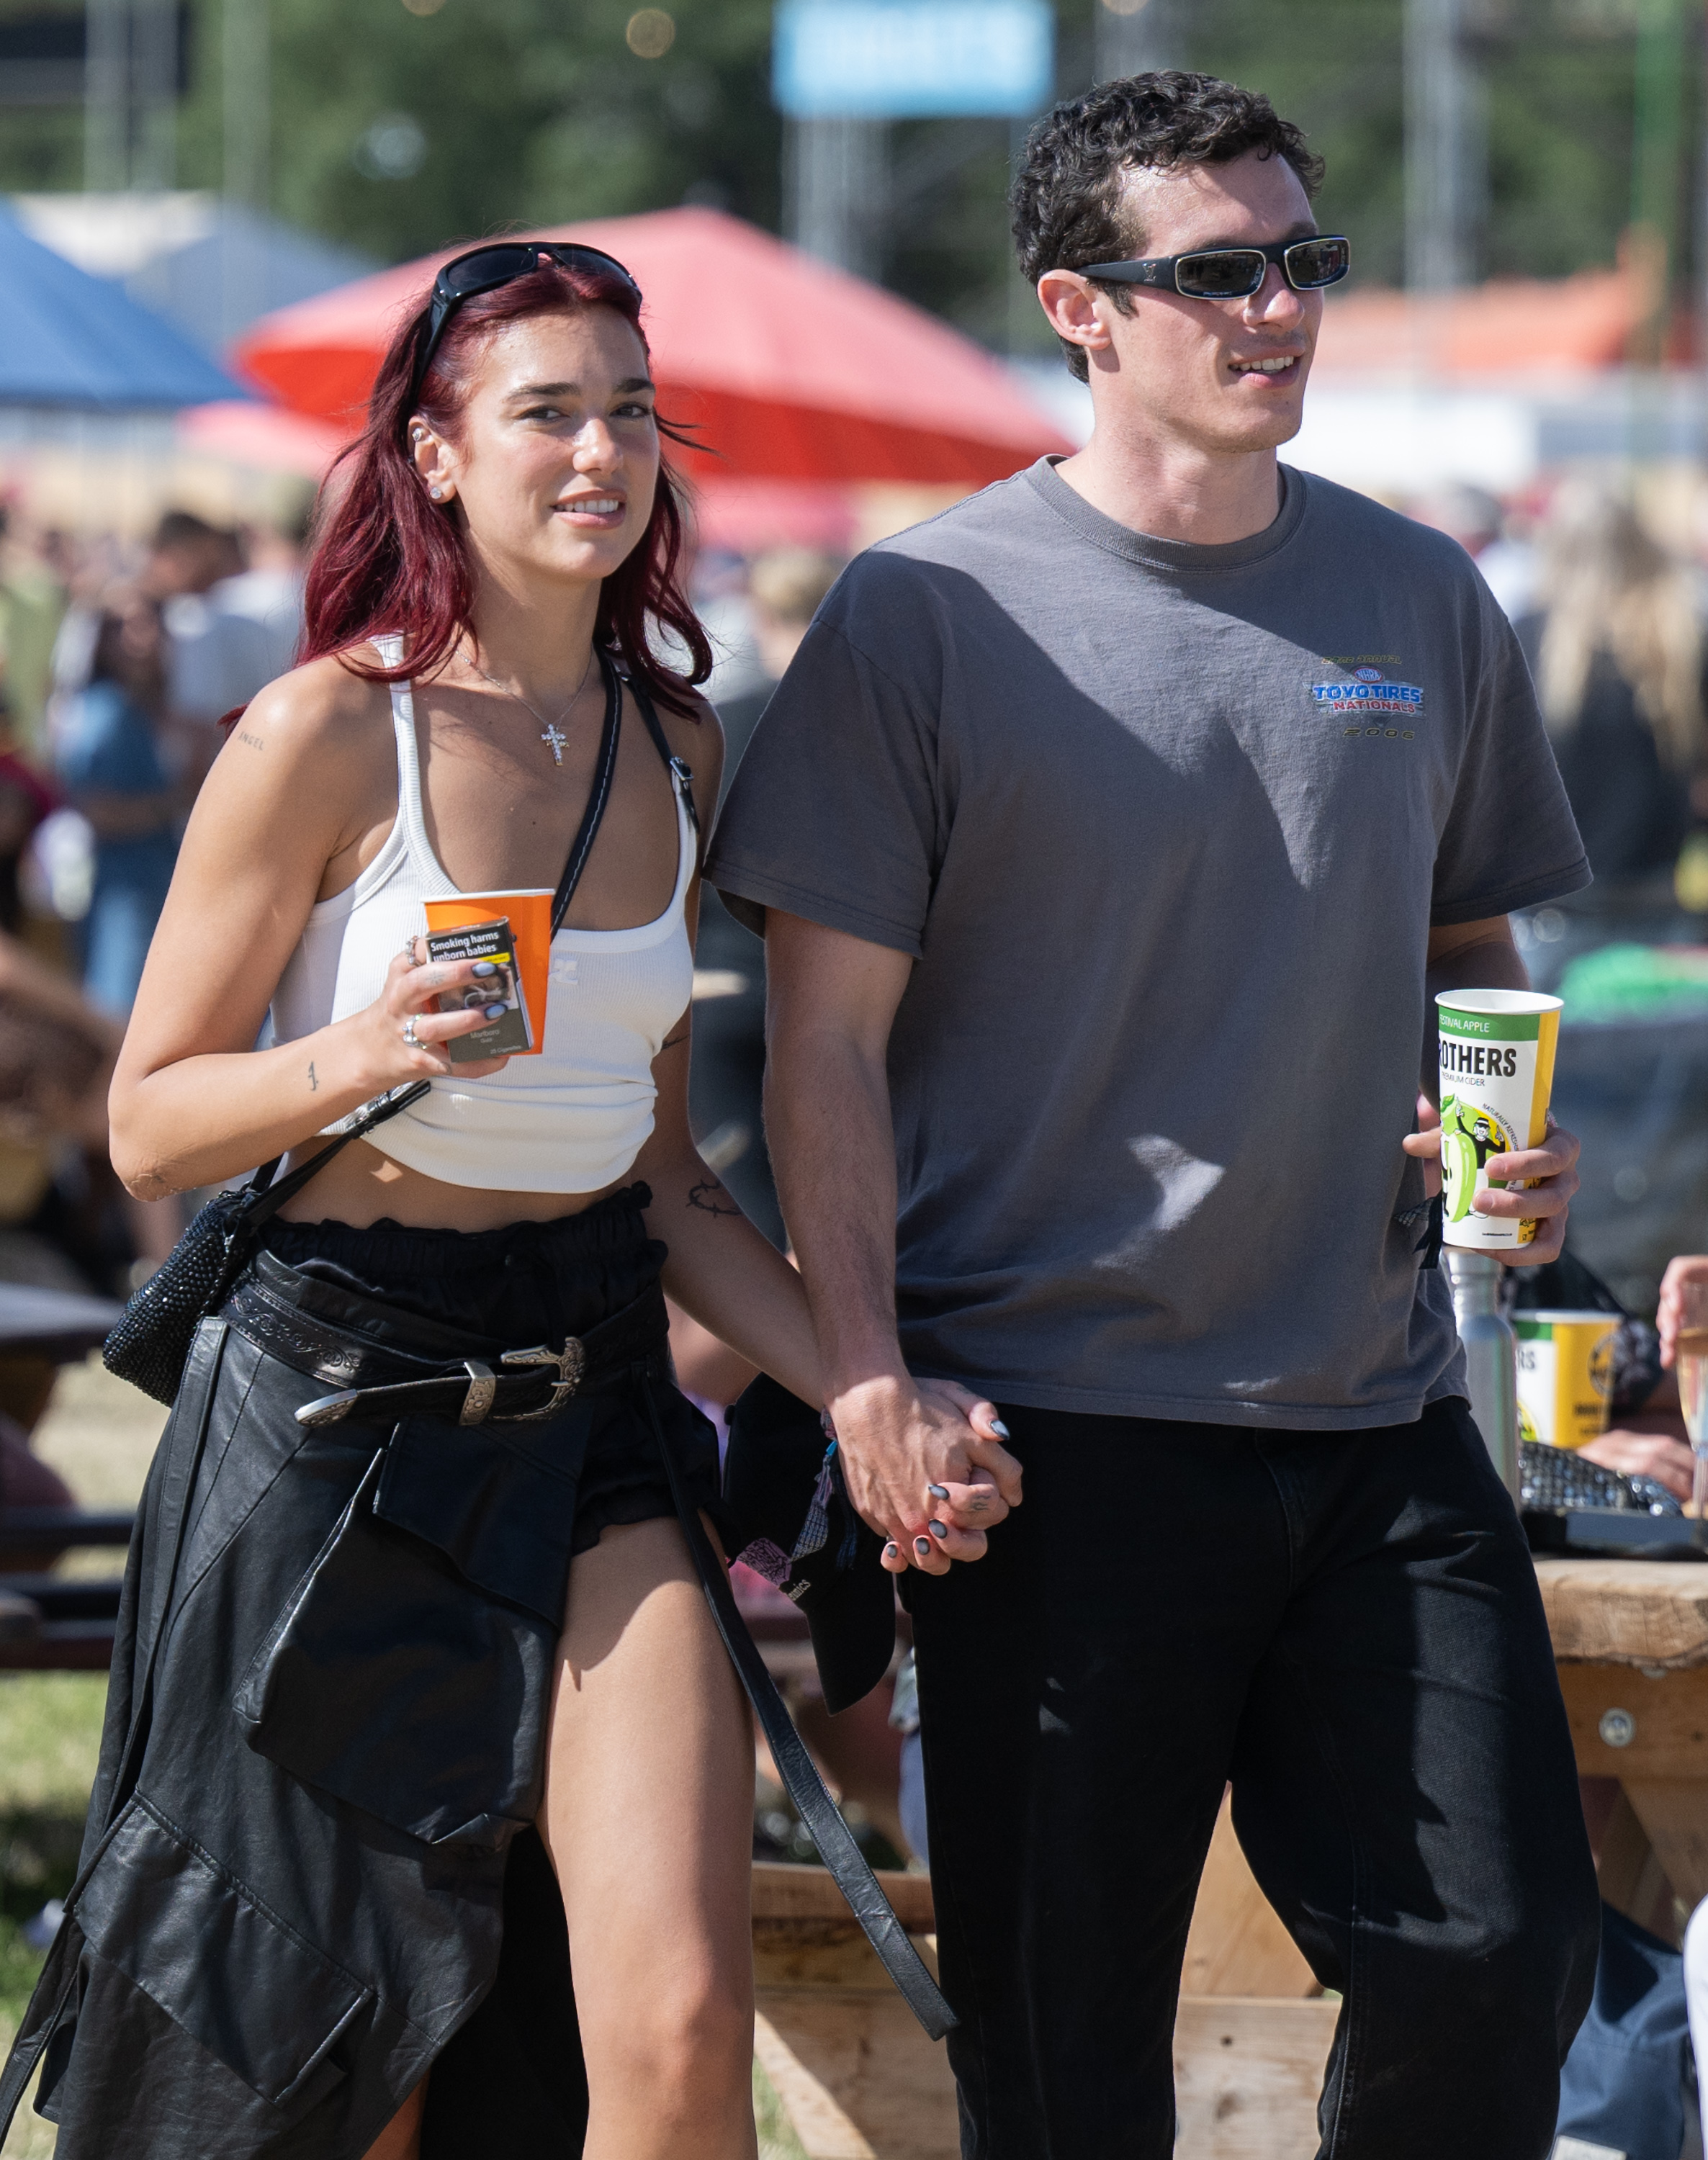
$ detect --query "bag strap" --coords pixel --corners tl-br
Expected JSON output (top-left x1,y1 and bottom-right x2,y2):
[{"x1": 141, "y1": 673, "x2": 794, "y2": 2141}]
[
  {"x1": 640, "y1": 1373, "x2": 956, "y2": 2042},
  {"x1": 550, "y1": 651, "x2": 625, "y2": 938},
  {"x1": 627, "y1": 672, "x2": 701, "y2": 856},
  {"x1": 238, "y1": 1078, "x2": 433, "y2": 1233}
]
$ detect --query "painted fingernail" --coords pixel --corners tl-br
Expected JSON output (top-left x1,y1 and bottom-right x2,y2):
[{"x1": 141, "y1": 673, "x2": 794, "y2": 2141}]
[
  {"x1": 472, "y1": 960, "x2": 498, "y2": 976},
  {"x1": 928, "y1": 1520, "x2": 948, "y2": 1539},
  {"x1": 989, "y1": 1418, "x2": 1011, "y2": 1439},
  {"x1": 484, "y1": 1002, "x2": 508, "y2": 1019},
  {"x1": 914, "y1": 1536, "x2": 932, "y2": 1557},
  {"x1": 884, "y1": 1542, "x2": 899, "y2": 1560},
  {"x1": 927, "y1": 1483, "x2": 950, "y2": 1500}
]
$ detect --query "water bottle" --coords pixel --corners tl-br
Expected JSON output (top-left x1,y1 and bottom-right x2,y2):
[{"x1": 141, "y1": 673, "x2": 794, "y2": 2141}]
[{"x1": 1448, "y1": 1249, "x2": 1522, "y2": 1505}]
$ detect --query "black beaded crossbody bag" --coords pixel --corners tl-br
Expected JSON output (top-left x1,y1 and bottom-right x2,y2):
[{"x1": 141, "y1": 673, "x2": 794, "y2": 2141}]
[{"x1": 101, "y1": 1085, "x2": 431, "y2": 1405}]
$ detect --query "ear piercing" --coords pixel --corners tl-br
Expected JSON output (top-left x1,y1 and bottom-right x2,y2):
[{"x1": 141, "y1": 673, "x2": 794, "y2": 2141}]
[{"x1": 429, "y1": 485, "x2": 444, "y2": 500}]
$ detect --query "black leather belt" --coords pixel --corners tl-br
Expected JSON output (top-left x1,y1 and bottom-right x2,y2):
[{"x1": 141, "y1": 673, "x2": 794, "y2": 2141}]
[{"x1": 224, "y1": 1253, "x2": 669, "y2": 1430}]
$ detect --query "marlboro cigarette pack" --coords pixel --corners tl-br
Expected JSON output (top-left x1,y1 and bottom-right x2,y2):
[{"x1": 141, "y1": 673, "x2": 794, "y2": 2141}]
[{"x1": 425, "y1": 917, "x2": 533, "y2": 1062}]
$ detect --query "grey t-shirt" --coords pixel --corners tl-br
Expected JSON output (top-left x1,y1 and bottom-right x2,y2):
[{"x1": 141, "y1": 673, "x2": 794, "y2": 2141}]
[{"x1": 708, "y1": 459, "x2": 1590, "y2": 1428}]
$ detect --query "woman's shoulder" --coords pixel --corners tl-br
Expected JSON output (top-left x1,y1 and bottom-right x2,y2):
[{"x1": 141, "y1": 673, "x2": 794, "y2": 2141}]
[{"x1": 233, "y1": 649, "x2": 398, "y2": 774}]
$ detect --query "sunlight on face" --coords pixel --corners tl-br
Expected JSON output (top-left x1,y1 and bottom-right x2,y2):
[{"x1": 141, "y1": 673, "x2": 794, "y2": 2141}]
[
  {"x1": 1098, "y1": 148, "x2": 1324, "y2": 459},
  {"x1": 438, "y1": 307, "x2": 661, "y2": 593}
]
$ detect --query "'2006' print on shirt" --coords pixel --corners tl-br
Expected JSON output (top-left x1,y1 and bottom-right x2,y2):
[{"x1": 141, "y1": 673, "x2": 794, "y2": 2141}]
[{"x1": 1311, "y1": 664, "x2": 1422, "y2": 741}]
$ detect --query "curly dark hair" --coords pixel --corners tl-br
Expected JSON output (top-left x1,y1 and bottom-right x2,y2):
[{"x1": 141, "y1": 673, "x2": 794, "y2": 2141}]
[{"x1": 1012, "y1": 72, "x2": 1326, "y2": 382}]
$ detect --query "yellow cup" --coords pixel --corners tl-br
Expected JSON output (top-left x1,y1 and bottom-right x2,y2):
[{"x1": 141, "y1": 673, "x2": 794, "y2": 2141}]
[{"x1": 1514, "y1": 1310, "x2": 1618, "y2": 1449}]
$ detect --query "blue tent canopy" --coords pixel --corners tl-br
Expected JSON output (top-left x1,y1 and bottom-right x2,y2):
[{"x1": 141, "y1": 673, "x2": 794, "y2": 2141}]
[{"x1": 0, "y1": 209, "x2": 244, "y2": 409}]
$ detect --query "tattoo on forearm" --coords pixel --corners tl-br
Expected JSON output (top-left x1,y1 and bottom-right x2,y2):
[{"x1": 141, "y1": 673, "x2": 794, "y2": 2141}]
[
  {"x1": 688, "y1": 1178, "x2": 740, "y2": 1218},
  {"x1": 307, "y1": 1061, "x2": 318, "y2": 1092},
  {"x1": 238, "y1": 730, "x2": 264, "y2": 751}
]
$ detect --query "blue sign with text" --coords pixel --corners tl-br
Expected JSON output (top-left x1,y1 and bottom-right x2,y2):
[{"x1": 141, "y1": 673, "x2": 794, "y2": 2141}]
[{"x1": 773, "y1": 0, "x2": 1054, "y2": 120}]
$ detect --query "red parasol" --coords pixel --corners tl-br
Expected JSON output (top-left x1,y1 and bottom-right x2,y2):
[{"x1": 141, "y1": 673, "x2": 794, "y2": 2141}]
[{"x1": 232, "y1": 206, "x2": 1069, "y2": 489}]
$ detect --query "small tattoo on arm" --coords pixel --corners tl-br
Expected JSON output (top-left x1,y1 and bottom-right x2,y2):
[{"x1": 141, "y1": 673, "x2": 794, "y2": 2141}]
[
  {"x1": 238, "y1": 729, "x2": 264, "y2": 751},
  {"x1": 661, "y1": 1030, "x2": 689, "y2": 1053},
  {"x1": 688, "y1": 1178, "x2": 740, "y2": 1218},
  {"x1": 307, "y1": 1062, "x2": 318, "y2": 1092}
]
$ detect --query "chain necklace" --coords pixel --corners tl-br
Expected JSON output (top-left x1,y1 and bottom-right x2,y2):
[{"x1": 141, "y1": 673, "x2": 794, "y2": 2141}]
[{"x1": 469, "y1": 644, "x2": 597, "y2": 766}]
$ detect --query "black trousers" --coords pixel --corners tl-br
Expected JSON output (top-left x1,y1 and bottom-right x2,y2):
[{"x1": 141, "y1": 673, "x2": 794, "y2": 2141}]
[{"x1": 904, "y1": 1396, "x2": 1600, "y2": 2160}]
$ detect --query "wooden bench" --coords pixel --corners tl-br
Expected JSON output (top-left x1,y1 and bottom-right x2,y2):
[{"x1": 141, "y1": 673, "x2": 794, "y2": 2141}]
[
  {"x1": 0, "y1": 1280, "x2": 128, "y2": 1670},
  {"x1": 753, "y1": 1832, "x2": 1338, "y2": 2160}
]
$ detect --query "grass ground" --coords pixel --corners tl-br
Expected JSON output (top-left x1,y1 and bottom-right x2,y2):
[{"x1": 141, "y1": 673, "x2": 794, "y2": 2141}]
[
  {"x1": 0, "y1": 1672, "x2": 109, "y2": 2159},
  {"x1": 0, "y1": 1360, "x2": 810, "y2": 2159}
]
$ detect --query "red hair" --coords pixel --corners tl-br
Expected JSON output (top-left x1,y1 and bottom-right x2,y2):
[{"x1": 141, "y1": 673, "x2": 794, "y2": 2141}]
[{"x1": 299, "y1": 257, "x2": 711, "y2": 714}]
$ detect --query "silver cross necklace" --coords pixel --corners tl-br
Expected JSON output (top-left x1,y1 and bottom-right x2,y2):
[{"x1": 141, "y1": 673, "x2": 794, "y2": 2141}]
[{"x1": 469, "y1": 644, "x2": 597, "y2": 766}]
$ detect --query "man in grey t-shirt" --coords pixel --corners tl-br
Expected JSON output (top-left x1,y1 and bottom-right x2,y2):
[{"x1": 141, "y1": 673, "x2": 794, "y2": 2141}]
[{"x1": 710, "y1": 74, "x2": 1598, "y2": 2159}]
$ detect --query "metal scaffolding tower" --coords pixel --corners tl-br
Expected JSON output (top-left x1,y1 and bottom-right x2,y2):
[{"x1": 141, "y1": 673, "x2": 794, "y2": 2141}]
[
  {"x1": 83, "y1": 0, "x2": 181, "y2": 193},
  {"x1": 1404, "y1": 0, "x2": 1484, "y2": 291},
  {"x1": 222, "y1": 0, "x2": 270, "y2": 339},
  {"x1": 786, "y1": 117, "x2": 888, "y2": 276},
  {"x1": 1095, "y1": 0, "x2": 1176, "y2": 84}
]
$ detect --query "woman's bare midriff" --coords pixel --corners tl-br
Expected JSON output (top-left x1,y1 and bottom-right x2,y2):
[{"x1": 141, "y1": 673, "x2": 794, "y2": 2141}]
[{"x1": 272, "y1": 1135, "x2": 627, "y2": 1233}]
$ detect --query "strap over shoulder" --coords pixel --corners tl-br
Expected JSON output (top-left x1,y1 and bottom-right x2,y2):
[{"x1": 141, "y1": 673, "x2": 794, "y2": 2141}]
[{"x1": 622, "y1": 667, "x2": 701, "y2": 850}]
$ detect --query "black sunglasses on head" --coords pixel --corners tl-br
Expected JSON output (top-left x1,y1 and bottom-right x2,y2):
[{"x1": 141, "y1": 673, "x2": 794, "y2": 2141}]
[
  {"x1": 407, "y1": 242, "x2": 645, "y2": 410},
  {"x1": 1078, "y1": 233, "x2": 1350, "y2": 302}
]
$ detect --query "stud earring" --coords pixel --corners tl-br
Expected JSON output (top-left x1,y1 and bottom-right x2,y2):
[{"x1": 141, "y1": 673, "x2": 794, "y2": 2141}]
[{"x1": 429, "y1": 486, "x2": 444, "y2": 500}]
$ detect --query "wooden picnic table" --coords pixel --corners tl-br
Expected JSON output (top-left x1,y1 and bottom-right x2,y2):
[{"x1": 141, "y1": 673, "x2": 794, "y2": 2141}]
[
  {"x1": 1539, "y1": 1557, "x2": 1708, "y2": 1937},
  {"x1": 755, "y1": 1556, "x2": 1708, "y2": 2159}
]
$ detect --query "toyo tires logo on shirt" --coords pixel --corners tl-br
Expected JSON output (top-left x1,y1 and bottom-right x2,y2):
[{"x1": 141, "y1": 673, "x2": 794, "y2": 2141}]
[{"x1": 1311, "y1": 666, "x2": 1425, "y2": 718}]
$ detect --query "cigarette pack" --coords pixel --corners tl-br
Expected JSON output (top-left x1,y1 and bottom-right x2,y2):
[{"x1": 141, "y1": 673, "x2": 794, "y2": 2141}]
[
  {"x1": 423, "y1": 888, "x2": 552, "y2": 1057},
  {"x1": 425, "y1": 917, "x2": 534, "y2": 1061}
]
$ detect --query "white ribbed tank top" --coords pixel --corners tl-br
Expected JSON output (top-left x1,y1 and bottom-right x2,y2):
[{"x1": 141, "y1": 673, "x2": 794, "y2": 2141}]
[{"x1": 269, "y1": 639, "x2": 696, "y2": 1193}]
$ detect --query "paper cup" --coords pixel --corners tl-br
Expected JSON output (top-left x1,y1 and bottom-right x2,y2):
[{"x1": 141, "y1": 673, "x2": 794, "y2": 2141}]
[
  {"x1": 1514, "y1": 1310, "x2": 1618, "y2": 1447},
  {"x1": 1436, "y1": 988, "x2": 1563, "y2": 1252}
]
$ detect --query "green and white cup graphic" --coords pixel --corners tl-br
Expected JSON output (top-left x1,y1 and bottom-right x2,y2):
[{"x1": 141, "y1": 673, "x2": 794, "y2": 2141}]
[{"x1": 1436, "y1": 989, "x2": 1563, "y2": 1252}]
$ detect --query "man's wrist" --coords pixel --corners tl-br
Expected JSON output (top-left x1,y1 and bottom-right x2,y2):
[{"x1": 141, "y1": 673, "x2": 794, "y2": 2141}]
[{"x1": 827, "y1": 1364, "x2": 915, "y2": 1417}]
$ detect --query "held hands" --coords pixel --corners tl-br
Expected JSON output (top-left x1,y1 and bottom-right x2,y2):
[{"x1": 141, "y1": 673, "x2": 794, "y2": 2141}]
[
  {"x1": 349, "y1": 940, "x2": 513, "y2": 1089},
  {"x1": 828, "y1": 1374, "x2": 1022, "y2": 1578},
  {"x1": 1401, "y1": 1095, "x2": 1581, "y2": 1266}
]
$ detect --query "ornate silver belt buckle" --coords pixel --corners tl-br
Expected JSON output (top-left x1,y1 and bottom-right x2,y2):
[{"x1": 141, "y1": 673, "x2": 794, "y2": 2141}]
[{"x1": 495, "y1": 1338, "x2": 586, "y2": 1421}]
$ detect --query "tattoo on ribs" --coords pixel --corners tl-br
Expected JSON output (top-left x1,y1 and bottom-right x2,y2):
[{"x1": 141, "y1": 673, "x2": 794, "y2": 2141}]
[{"x1": 688, "y1": 1178, "x2": 740, "y2": 1218}]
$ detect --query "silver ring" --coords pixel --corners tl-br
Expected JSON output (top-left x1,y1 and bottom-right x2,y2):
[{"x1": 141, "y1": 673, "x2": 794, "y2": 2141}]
[
  {"x1": 399, "y1": 940, "x2": 421, "y2": 968},
  {"x1": 402, "y1": 1017, "x2": 423, "y2": 1050}
]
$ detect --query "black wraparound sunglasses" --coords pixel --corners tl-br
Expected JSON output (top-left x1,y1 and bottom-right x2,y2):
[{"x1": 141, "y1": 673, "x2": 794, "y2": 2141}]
[
  {"x1": 407, "y1": 242, "x2": 645, "y2": 410},
  {"x1": 1078, "y1": 234, "x2": 1350, "y2": 302}
]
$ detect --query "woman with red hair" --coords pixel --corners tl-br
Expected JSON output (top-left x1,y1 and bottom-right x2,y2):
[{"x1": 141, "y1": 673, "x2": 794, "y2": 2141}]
[{"x1": 0, "y1": 246, "x2": 1005, "y2": 2160}]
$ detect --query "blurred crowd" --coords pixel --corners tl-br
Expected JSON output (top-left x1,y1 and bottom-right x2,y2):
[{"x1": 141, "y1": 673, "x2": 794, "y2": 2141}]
[
  {"x1": 1408, "y1": 476, "x2": 1708, "y2": 921},
  {"x1": 0, "y1": 497, "x2": 309, "y2": 1298}
]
